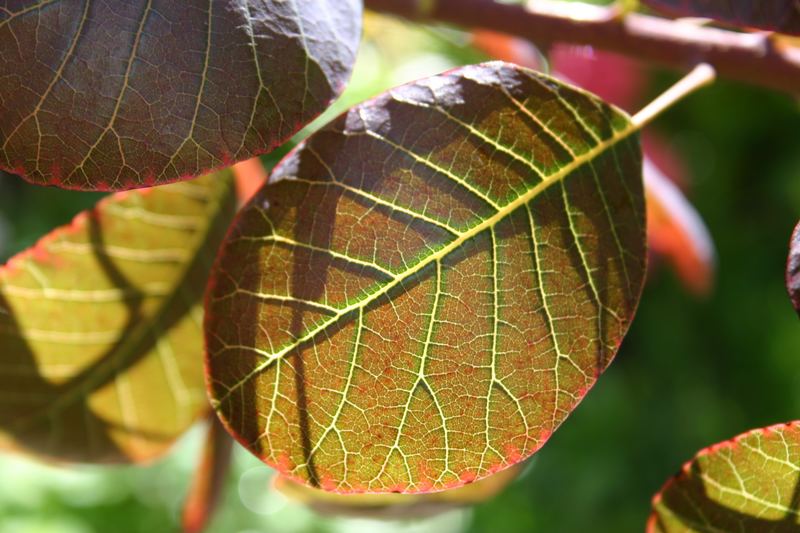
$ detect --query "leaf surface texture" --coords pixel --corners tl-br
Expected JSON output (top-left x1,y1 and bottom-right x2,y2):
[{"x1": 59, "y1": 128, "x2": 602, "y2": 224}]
[
  {"x1": 650, "y1": 422, "x2": 800, "y2": 532},
  {"x1": 205, "y1": 62, "x2": 646, "y2": 493},
  {"x1": 0, "y1": 0, "x2": 361, "y2": 190},
  {"x1": 0, "y1": 171, "x2": 236, "y2": 462}
]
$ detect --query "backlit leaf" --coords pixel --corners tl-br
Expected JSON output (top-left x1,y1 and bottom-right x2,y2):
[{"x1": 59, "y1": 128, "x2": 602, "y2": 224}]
[
  {"x1": 0, "y1": 0, "x2": 361, "y2": 191},
  {"x1": 0, "y1": 171, "x2": 236, "y2": 463},
  {"x1": 788, "y1": 221, "x2": 800, "y2": 317},
  {"x1": 643, "y1": 0, "x2": 800, "y2": 35},
  {"x1": 205, "y1": 62, "x2": 646, "y2": 493},
  {"x1": 649, "y1": 422, "x2": 800, "y2": 532}
]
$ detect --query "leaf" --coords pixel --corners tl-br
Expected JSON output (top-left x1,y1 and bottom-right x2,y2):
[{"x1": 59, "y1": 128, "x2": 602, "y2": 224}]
[
  {"x1": 643, "y1": 0, "x2": 800, "y2": 35},
  {"x1": 0, "y1": 0, "x2": 362, "y2": 191},
  {"x1": 645, "y1": 157, "x2": 715, "y2": 296},
  {"x1": 182, "y1": 417, "x2": 234, "y2": 533},
  {"x1": 789, "y1": 221, "x2": 800, "y2": 317},
  {"x1": 233, "y1": 157, "x2": 268, "y2": 206},
  {"x1": 205, "y1": 62, "x2": 647, "y2": 493},
  {"x1": 275, "y1": 463, "x2": 523, "y2": 519},
  {"x1": 648, "y1": 422, "x2": 800, "y2": 532},
  {"x1": 0, "y1": 171, "x2": 236, "y2": 463}
]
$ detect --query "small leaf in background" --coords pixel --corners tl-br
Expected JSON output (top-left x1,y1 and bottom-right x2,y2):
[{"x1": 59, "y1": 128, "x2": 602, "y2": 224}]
[
  {"x1": 470, "y1": 31, "x2": 544, "y2": 72},
  {"x1": 645, "y1": 158, "x2": 715, "y2": 296},
  {"x1": 274, "y1": 463, "x2": 523, "y2": 519},
  {"x1": 643, "y1": 0, "x2": 800, "y2": 35},
  {"x1": 233, "y1": 157, "x2": 269, "y2": 206},
  {"x1": 788, "y1": 221, "x2": 800, "y2": 316},
  {"x1": 0, "y1": 171, "x2": 236, "y2": 463},
  {"x1": 182, "y1": 417, "x2": 234, "y2": 533},
  {"x1": 649, "y1": 421, "x2": 800, "y2": 532},
  {"x1": 549, "y1": 45, "x2": 647, "y2": 112},
  {"x1": 0, "y1": 0, "x2": 362, "y2": 191},
  {"x1": 205, "y1": 62, "x2": 646, "y2": 493}
]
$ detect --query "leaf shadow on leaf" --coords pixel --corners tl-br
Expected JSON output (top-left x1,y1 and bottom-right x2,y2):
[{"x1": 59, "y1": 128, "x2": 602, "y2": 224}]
[
  {"x1": 0, "y1": 289, "x2": 124, "y2": 460},
  {"x1": 0, "y1": 203, "x2": 217, "y2": 462},
  {"x1": 653, "y1": 461, "x2": 800, "y2": 532}
]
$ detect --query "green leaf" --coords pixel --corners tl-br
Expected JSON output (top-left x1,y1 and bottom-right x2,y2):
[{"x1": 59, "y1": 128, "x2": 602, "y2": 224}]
[
  {"x1": 643, "y1": 0, "x2": 800, "y2": 35},
  {"x1": 0, "y1": 0, "x2": 362, "y2": 191},
  {"x1": 206, "y1": 62, "x2": 647, "y2": 493},
  {"x1": 788, "y1": 221, "x2": 800, "y2": 317},
  {"x1": 649, "y1": 422, "x2": 800, "y2": 532},
  {"x1": 0, "y1": 171, "x2": 236, "y2": 463}
]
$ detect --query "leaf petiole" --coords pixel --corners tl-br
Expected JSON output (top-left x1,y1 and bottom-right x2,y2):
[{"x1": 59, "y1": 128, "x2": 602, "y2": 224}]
[{"x1": 632, "y1": 63, "x2": 716, "y2": 128}]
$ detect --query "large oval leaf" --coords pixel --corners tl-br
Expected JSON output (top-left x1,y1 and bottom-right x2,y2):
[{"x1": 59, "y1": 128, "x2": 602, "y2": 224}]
[
  {"x1": 649, "y1": 422, "x2": 800, "y2": 532},
  {"x1": 0, "y1": 0, "x2": 361, "y2": 190},
  {"x1": 788, "y1": 221, "x2": 800, "y2": 317},
  {"x1": 643, "y1": 0, "x2": 800, "y2": 35},
  {"x1": 205, "y1": 62, "x2": 646, "y2": 493},
  {"x1": 0, "y1": 171, "x2": 236, "y2": 462}
]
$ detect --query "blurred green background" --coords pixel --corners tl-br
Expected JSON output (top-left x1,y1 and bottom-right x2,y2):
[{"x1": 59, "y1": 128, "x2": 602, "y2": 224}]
[{"x1": 1, "y1": 7, "x2": 799, "y2": 533}]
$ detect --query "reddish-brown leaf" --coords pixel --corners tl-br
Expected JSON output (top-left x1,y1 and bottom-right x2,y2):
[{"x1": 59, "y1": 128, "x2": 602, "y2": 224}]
[
  {"x1": 788, "y1": 221, "x2": 800, "y2": 316},
  {"x1": 205, "y1": 62, "x2": 646, "y2": 494},
  {"x1": 643, "y1": 0, "x2": 800, "y2": 35},
  {"x1": 0, "y1": 1, "x2": 361, "y2": 191}
]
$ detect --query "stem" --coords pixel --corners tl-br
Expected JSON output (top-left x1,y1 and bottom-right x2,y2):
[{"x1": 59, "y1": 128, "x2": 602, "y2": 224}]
[
  {"x1": 364, "y1": 0, "x2": 800, "y2": 94},
  {"x1": 633, "y1": 63, "x2": 716, "y2": 128}
]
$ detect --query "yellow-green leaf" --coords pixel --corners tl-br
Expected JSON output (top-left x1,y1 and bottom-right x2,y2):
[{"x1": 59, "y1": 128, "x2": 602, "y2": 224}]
[
  {"x1": 649, "y1": 422, "x2": 800, "y2": 532},
  {"x1": 205, "y1": 62, "x2": 646, "y2": 493},
  {"x1": 0, "y1": 171, "x2": 236, "y2": 463}
]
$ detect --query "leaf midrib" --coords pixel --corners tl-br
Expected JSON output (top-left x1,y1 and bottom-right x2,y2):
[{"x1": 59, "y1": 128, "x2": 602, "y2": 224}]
[{"x1": 213, "y1": 119, "x2": 639, "y2": 408}]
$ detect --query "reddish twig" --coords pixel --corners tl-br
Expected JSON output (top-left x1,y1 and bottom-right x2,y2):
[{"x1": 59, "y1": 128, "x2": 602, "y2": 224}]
[{"x1": 364, "y1": 0, "x2": 800, "y2": 94}]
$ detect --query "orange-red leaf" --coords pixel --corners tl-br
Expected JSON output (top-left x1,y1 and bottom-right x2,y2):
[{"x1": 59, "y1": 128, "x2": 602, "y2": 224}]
[
  {"x1": 645, "y1": 158, "x2": 715, "y2": 296},
  {"x1": 233, "y1": 157, "x2": 269, "y2": 206},
  {"x1": 182, "y1": 417, "x2": 234, "y2": 533}
]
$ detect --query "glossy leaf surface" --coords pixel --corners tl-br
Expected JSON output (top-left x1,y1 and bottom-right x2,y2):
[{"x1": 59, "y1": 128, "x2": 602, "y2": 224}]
[
  {"x1": 788, "y1": 221, "x2": 800, "y2": 317},
  {"x1": 649, "y1": 422, "x2": 800, "y2": 532},
  {"x1": 644, "y1": 0, "x2": 800, "y2": 35},
  {"x1": 0, "y1": 0, "x2": 361, "y2": 190},
  {"x1": 205, "y1": 62, "x2": 646, "y2": 493},
  {"x1": 0, "y1": 171, "x2": 236, "y2": 462}
]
